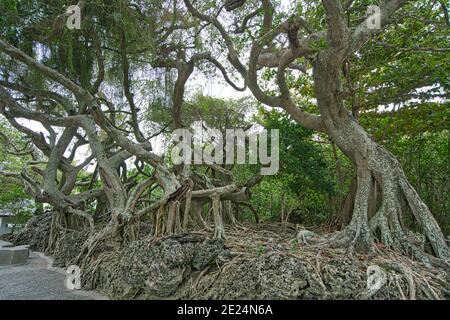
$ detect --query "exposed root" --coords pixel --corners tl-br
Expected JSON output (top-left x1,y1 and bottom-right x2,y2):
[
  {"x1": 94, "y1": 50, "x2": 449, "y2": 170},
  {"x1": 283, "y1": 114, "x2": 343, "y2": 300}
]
[
  {"x1": 327, "y1": 149, "x2": 449, "y2": 267},
  {"x1": 9, "y1": 215, "x2": 450, "y2": 300},
  {"x1": 373, "y1": 250, "x2": 448, "y2": 300}
]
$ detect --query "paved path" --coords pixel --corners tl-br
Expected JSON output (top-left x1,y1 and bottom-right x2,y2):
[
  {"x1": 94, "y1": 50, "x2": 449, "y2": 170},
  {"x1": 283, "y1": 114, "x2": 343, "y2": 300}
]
[{"x1": 0, "y1": 252, "x2": 107, "y2": 300}]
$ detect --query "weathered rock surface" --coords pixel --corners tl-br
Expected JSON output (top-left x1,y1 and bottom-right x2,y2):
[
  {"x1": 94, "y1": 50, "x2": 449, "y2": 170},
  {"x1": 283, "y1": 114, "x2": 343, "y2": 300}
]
[
  {"x1": 120, "y1": 234, "x2": 225, "y2": 298},
  {"x1": 4, "y1": 216, "x2": 448, "y2": 300},
  {"x1": 52, "y1": 231, "x2": 89, "y2": 267},
  {"x1": 7, "y1": 212, "x2": 53, "y2": 252}
]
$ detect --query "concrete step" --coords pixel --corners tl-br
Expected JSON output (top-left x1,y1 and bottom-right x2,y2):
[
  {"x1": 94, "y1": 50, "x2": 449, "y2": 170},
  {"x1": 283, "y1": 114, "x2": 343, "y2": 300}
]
[
  {"x1": 15, "y1": 245, "x2": 31, "y2": 258},
  {"x1": 0, "y1": 240, "x2": 13, "y2": 248},
  {"x1": 0, "y1": 246, "x2": 30, "y2": 266}
]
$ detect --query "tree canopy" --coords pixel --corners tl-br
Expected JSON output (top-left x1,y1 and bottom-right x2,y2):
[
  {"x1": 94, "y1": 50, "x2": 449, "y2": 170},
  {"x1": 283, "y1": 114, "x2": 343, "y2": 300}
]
[{"x1": 0, "y1": 0, "x2": 448, "y2": 281}]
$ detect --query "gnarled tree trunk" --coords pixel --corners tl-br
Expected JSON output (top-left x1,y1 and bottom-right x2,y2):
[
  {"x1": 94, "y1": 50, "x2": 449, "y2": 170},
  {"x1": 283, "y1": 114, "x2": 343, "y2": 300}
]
[{"x1": 314, "y1": 50, "x2": 450, "y2": 263}]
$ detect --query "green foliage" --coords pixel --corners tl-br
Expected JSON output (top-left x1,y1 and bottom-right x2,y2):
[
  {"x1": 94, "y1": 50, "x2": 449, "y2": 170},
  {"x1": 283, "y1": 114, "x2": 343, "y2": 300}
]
[
  {"x1": 257, "y1": 108, "x2": 334, "y2": 195},
  {"x1": 254, "y1": 243, "x2": 267, "y2": 256},
  {"x1": 184, "y1": 93, "x2": 255, "y2": 129},
  {"x1": 0, "y1": 184, "x2": 29, "y2": 205},
  {"x1": 0, "y1": 119, "x2": 33, "y2": 222},
  {"x1": 392, "y1": 131, "x2": 450, "y2": 235},
  {"x1": 247, "y1": 108, "x2": 335, "y2": 225}
]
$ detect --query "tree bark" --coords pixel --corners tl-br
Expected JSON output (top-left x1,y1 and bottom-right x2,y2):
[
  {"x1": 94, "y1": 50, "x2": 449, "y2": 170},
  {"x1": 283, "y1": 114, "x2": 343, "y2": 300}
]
[{"x1": 314, "y1": 50, "x2": 449, "y2": 262}]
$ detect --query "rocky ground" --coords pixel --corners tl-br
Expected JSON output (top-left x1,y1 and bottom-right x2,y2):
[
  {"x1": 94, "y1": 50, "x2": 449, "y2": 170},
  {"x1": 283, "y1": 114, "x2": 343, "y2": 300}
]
[{"x1": 4, "y1": 212, "x2": 449, "y2": 300}]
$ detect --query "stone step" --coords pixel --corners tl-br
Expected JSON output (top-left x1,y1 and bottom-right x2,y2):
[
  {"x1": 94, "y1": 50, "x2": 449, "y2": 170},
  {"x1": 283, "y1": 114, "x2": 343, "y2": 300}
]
[
  {"x1": 0, "y1": 246, "x2": 30, "y2": 266},
  {"x1": 0, "y1": 240, "x2": 13, "y2": 248},
  {"x1": 16, "y1": 245, "x2": 31, "y2": 258}
]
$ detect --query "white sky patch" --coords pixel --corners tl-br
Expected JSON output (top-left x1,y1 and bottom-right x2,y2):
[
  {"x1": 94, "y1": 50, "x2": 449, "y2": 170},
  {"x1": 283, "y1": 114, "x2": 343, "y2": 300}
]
[
  {"x1": 188, "y1": 71, "x2": 251, "y2": 100},
  {"x1": 16, "y1": 118, "x2": 48, "y2": 138}
]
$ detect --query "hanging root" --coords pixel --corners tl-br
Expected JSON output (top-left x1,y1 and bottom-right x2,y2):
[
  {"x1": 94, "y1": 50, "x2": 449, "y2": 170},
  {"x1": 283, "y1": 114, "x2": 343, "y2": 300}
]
[
  {"x1": 152, "y1": 179, "x2": 196, "y2": 237},
  {"x1": 46, "y1": 212, "x2": 62, "y2": 254},
  {"x1": 165, "y1": 201, "x2": 179, "y2": 234},
  {"x1": 212, "y1": 194, "x2": 226, "y2": 240},
  {"x1": 191, "y1": 200, "x2": 213, "y2": 231},
  {"x1": 182, "y1": 189, "x2": 192, "y2": 230},
  {"x1": 74, "y1": 219, "x2": 119, "y2": 267},
  {"x1": 47, "y1": 210, "x2": 93, "y2": 255}
]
